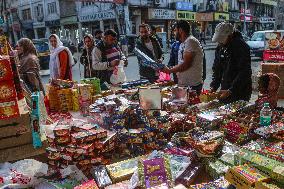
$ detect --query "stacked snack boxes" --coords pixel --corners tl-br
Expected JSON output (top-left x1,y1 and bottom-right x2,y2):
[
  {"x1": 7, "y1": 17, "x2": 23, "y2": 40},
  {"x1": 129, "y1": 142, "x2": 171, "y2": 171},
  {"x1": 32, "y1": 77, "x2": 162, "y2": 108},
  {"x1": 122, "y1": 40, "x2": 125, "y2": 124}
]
[
  {"x1": 78, "y1": 84, "x2": 92, "y2": 116},
  {"x1": 30, "y1": 92, "x2": 42, "y2": 148},
  {"x1": 46, "y1": 119, "x2": 117, "y2": 175},
  {"x1": 81, "y1": 78, "x2": 101, "y2": 95},
  {"x1": 0, "y1": 58, "x2": 19, "y2": 119},
  {"x1": 47, "y1": 80, "x2": 79, "y2": 112}
]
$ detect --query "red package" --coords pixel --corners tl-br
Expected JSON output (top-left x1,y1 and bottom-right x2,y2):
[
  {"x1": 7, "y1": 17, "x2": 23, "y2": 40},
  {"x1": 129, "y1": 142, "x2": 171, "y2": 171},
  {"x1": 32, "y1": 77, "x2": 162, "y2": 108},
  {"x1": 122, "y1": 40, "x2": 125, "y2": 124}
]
[
  {"x1": 0, "y1": 59, "x2": 13, "y2": 81},
  {"x1": 0, "y1": 99, "x2": 19, "y2": 119},
  {"x1": 0, "y1": 80, "x2": 17, "y2": 101},
  {"x1": 74, "y1": 179, "x2": 99, "y2": 189}
]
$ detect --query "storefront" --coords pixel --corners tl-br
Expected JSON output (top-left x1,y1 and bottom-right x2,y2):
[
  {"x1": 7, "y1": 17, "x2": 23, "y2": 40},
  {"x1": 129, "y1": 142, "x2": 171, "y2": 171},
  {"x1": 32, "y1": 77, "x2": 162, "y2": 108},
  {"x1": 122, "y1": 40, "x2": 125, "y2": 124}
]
[
  {"x1": 196, "y1": 13, "x2": 214, "y2": 38},
  {"x1": 145, "y1": 8, "x2": 175, "y2": 45},
  {"x1": 60, "y1": 16, "x2": 79, "y2": 43},
  {"x1": 22, "y1": 21, "x2": 34, "y2": 39},
  {"x1": 45, "y1": 20, "x2": 61, "y2": 37},
  {"x1": 258, "y1": 17, "x2": 275, "y2": 30},
  {"x1": 33, "y1": 22, "x2": 46, "y2": 39},
  {"x1": 78, "y1": 9, "x2": 122, "y2": 37}
]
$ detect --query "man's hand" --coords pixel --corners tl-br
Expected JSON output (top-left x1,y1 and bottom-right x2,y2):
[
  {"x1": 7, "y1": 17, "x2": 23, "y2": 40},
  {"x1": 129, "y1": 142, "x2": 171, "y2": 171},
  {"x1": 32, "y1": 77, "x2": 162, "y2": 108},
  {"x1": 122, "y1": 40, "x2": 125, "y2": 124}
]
[
  {"x1": 123, "y1": 59, "x2": 128, "y2": 67},
  {"x1": 218, "y1": 90, "x2": 231, "y2": 99},
  {"x1": 162, "y1": 66, "x2": 171, "y2": 74},
  {"x1": 110, "y1": 59, "x2": 120, "y2": 67},
  {"x1": 157, "y1": 58, "x2": 163, "y2": 64}
]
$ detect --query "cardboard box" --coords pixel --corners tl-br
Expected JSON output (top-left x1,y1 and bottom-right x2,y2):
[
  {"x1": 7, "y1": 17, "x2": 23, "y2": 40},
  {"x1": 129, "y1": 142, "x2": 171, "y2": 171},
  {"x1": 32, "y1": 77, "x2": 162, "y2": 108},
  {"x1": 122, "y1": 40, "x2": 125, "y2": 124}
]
[
  {"x1": 0, "y1": 111, "x2": 30, "y2": 138},
  {"x1": 255, "y1": 181, "x2": 282, "y2": 189},
  {"x1": 0, "y1": 142, "x2": 47, "y2": 163},
  {"x1": 0, "y1": 131, "x2": 32, "y2": 150},
  {"x1": 225, "y1": 164, "x2": 269, "y2": 189}
]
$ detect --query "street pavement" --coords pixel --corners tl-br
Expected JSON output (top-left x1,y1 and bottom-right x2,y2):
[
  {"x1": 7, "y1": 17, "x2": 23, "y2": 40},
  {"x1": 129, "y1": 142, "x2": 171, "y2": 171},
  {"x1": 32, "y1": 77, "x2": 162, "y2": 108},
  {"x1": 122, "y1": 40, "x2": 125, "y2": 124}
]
[{"x1": 41, "y1": 48, "x2": 284, "y2": 106}]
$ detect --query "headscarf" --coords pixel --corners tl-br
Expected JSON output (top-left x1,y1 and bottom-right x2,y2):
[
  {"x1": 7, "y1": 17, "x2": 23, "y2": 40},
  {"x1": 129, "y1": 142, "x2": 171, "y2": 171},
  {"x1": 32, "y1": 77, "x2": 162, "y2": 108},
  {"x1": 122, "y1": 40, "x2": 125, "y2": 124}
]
[
  {"x1": 17, "y1": 38, "x2": 37, "y2": 57},
  {"x1": 83, "y1": 34, "x2": 95, "y2": 47},
  {"x1": 48, "y1": 34, "x2": 74, "y2": 79}
]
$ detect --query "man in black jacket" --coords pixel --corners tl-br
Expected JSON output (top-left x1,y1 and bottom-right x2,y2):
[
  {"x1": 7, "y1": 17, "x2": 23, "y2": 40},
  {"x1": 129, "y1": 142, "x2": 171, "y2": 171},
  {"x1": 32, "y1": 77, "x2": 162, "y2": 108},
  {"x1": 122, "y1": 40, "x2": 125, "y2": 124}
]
[
  {"x1": 80, "y1": 34, "x2": 95, "y2": 78},
  {"x1": 210, "y1": 22, "x2": 252, "y2": 104},
  {"x1": 136, "y1": 24, "x2": 163, "y2": 83}
]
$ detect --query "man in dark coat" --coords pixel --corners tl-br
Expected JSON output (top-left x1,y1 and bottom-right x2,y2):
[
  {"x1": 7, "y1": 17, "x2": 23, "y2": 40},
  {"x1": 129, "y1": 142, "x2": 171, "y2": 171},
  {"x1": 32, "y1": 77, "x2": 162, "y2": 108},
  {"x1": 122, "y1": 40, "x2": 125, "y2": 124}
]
[
  {"x1": 136, "y1": 24, "x2": 163, "y2": 83},
  {"x1": 210, "y1": 22, "x2": 252, "y2": 104},
  {"x1": 80, "y1": 34, "x2": 95, "y2": 78}
]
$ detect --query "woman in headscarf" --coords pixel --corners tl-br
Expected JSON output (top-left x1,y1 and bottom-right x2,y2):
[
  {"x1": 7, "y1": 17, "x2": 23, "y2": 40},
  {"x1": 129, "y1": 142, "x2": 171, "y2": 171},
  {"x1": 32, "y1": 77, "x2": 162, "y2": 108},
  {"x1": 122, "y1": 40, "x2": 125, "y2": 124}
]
[
  {"x1": 80, "y1": 34, "x2": 95, "y2": 78},
  {"x1": 49, "y1": 34, "x2": 73, "y2": 80},
  {"x1": 17, "y1": 38, "x2": 45, "y2": 93}
]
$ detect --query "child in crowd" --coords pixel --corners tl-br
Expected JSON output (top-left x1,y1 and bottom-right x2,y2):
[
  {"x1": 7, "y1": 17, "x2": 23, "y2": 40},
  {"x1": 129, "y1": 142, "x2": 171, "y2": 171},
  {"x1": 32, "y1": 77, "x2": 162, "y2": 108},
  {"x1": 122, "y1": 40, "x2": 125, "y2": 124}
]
[{"x1": 256, "y1": 73, "x2": 281, "y2": 109}]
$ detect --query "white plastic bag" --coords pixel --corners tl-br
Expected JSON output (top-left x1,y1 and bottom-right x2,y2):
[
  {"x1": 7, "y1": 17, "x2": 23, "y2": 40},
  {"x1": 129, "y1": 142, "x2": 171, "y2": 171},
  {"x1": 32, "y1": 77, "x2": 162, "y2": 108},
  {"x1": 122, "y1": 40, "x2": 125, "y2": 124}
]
[
  {"x1": 0, "y1": 159, "x2": 48, "y2": 188},
  {"x1": 110, "y1": 61, "x2": 127, "y2": 85}
]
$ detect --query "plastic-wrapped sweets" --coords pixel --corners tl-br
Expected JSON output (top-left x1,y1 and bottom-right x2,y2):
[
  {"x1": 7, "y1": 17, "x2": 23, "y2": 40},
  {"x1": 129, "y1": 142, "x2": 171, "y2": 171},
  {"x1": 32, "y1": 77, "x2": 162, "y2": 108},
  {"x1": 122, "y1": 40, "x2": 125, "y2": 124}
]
[
  {"x1": 138, "y1": 157, "x2": 173, "y2": 189},
  {"x1": 134, "y1": 47, "x2": 165, "y2": 70},
  {"x1": 189, "y1": 177, "x2": 231, "y2": 189},
  {"x1": 90, "y1": 165, "x2": 112, "y2": 188}
]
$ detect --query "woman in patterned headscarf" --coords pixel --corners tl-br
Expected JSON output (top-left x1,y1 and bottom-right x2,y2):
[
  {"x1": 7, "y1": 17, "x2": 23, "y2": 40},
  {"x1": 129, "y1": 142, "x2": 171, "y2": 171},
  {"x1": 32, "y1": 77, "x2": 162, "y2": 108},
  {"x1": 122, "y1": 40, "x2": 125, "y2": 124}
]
[
  {"x1": 257, "y1": 73, "x2": 281, "y2": 108},
  {"x1": 17, "y1": 38, "x2": 45, "y2": 93}
]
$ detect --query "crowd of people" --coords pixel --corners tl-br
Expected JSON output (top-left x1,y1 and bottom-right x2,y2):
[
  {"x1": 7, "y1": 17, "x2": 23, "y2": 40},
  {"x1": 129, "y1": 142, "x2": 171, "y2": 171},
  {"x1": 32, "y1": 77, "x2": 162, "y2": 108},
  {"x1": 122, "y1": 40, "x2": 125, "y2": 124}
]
[{"x1": 14, "y1": 20, "x2": 281, "y2": 105}]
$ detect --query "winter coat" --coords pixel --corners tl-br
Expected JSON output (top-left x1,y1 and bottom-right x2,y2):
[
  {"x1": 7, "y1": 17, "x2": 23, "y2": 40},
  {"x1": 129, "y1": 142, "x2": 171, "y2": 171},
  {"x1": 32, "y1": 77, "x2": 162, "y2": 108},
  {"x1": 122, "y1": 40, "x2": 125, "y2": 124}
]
[
  {"x1": 210, "y1": 31, "x2": 252, "y2": 103},
  {"x1": 80, "y1": 46, "x2": 95, "y2": 78},
  {"x1": 18, "y1": 54, "x2": 45, "y2": 94},
  {"x1": 135, "y1": 36, "x2": 163, "y2": 83}
]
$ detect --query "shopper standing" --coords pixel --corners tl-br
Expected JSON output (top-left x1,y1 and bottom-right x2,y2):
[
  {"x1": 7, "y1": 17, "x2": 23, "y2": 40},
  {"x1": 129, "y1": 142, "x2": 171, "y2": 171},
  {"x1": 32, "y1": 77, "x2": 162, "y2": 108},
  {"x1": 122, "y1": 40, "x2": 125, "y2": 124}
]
[
  {"x1": 49, "y1": 34, "x2": 73, "y2": 80},
  {"x1": 136, "y1": 24, "x2": 164, "y2": 83},
  {"x1": 17, "y1": 38, "x2": 45, "y2": 93},
  {"x1": 163, "y1": 20, "x2": 204, "y2": 95},
  {"x1": 80, "y1": 34, "x2": 95, "y2": 78},
  {"x1": 210, "y1": 22, "x2": 252, "y2": 103}
]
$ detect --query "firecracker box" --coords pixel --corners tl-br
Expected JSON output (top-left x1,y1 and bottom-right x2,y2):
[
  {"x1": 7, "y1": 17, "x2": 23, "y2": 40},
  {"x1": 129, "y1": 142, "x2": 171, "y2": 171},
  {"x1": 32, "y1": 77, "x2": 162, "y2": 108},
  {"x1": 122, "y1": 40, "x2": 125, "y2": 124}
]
[
  {"x1": 225, "y1": 164, "x2": 270, "y2": 189},
  {"x1": 0, "y1": 59, "x2": 13, "y2": 81},
  {"x1": 261, "y1": 63, "x2": 284, "y2": 99},
  {"x1": 0, "y1": 80, "x2": 17, "y2": 101},
  {"x1": 0, "y1": 99, "x2": 20, "y2": 119}
]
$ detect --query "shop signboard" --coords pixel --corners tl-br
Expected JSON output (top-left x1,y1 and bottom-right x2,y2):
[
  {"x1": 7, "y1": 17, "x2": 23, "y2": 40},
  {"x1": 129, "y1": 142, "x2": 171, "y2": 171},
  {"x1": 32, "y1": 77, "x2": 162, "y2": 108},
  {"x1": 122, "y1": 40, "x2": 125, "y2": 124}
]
[
  {"x1": 240, "y1": 15, "x2": 253, "y2": 22},
  {"x1": 60, "y1": 16, "x2": 78, "y2": 25},
  {"x1": 259, "y1": 17, "x2": 275, "y2": 23},
  {"x1": 214, "y1": 13, "x2": 229, "y2": 21},
  {"x1": 148, "y1": 9, "x2": 176, "y2": 20},
  {"x1": 92, "y1": 0, "x2": 124, "y2": 4},
  {"x1": 45, "y1": 20, "x2": 60, "y2": 27},
  {"x1": 176, "y1": 11, "x2": 196, "y2": 21},
  {"x1": 206, "y1": 0, "x2": 228, "y2": 12},
  {"x1": 176, "y1": 2, "x2": 193, "y2": 11},
  {"x1": 263, "y1": 31, "x2": 284, "y2": 61},
  {"x1": 261, "y1": 0, "x2": 277, "y2": 6},
  {"x1": 33, "y1": 22, "x2": 45, "y2": 28},
  {"x1": 196, "y1": 13, "x2": 214, "y2": 22},
  {"x1": 79, "y1": 10, "x2": 121, "y2": 22}
]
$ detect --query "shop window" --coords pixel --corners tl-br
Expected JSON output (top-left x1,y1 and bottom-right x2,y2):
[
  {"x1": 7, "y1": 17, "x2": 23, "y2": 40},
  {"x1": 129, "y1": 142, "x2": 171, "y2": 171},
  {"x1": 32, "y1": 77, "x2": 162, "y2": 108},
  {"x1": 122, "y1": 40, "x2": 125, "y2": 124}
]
[
  {"x1": 47, "y1": 2, "x2": 57, "y2": 14},
  {"x1": 22, "y1": 8, "x2": 31, "y2": 20}
]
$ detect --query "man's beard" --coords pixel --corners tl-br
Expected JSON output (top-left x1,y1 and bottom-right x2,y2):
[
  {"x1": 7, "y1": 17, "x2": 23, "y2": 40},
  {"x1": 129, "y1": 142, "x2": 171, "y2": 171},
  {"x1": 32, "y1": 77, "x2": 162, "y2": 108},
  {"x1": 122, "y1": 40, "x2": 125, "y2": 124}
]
[
  {"x1": 175, "y1": 32, "x2": 180, "y2": 41},
  {"x1": 141, "y1": 35, "x2": 149, "y2": 41}
]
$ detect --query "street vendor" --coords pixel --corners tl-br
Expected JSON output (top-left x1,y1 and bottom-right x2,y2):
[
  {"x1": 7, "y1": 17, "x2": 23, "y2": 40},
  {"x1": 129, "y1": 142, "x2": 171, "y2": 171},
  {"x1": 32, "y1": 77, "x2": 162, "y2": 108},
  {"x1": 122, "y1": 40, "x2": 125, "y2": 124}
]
[{"x1": 210, "y1": 22, "x2": 252, "y2": 104}]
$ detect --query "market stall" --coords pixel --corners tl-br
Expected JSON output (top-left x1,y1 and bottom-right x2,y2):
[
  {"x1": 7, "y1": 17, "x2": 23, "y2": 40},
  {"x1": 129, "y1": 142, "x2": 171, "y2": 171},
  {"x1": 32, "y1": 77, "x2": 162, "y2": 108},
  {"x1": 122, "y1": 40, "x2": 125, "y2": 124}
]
[{"x1": 0, "y1": 41, "x2": 283, "y2": 189}]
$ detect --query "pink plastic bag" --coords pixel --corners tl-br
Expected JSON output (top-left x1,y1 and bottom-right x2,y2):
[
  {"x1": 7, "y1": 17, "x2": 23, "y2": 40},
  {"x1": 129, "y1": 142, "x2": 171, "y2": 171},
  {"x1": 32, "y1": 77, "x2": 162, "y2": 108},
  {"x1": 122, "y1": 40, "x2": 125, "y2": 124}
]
[{"x1": 159, "y1": 71, "x2": 171, "y2": 81}]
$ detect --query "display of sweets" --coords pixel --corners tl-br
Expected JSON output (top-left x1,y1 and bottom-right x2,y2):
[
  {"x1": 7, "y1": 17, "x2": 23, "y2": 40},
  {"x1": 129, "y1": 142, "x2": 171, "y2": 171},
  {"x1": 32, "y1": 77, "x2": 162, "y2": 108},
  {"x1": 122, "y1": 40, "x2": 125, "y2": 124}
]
[
  {"x1": 243, "y1": 140, "x2": 284, "y2": 162},
  {"x1": 189, "y1": 177, "x2": 231, "y2": 189},
  {"x1": 225, "y1": 164, "x2": 269, "y2": 189},
  {"x1": 137, "y1": 157, "x2": 174, "y2": 189},
  {"x1": 255, "y1": 122, "x2": 284, "y2": 138},
  {"x1": 105, "y1": 180, "x2": 130, "y2": 189},
  {"x1": 81, "y1": 77, "x2": 101, "y2": 95},
  {"x1": 206, "y1": 160, "x2": 230, "y2": 180},
  {"x1": 175, "y1": 163, "x2": 202, "y2": 187},
  {"x1": 106, "y1": 155, "x2": 144, "y2": 183},
  {"x1": 199, "y1": 90, "x2": 218, "y2": 103},
  {"x1": 74, "y1": 179, "x2": 99, "y2": 189},
  {"x1": 121, "y1": 79, "x2": 149, "y2": 89},
  {"x1": 236, "y1": 148, "x2": 284, "y2": 183},
  {"x1": 219, "y1": 100, "x2": 249, "y2": 114},
  {"x1": 90, "y1": 165, "x2": 112, "y2": 188}
]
